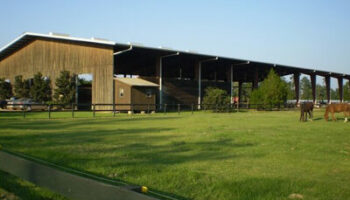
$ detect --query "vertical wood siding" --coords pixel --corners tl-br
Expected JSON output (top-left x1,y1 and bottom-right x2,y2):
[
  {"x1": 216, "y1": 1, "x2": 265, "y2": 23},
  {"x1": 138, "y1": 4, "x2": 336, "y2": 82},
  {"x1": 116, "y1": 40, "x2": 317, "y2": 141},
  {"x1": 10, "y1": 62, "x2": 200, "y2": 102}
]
[{"x1": 0, "y1": 39, "x2": 114, "y2": 104}]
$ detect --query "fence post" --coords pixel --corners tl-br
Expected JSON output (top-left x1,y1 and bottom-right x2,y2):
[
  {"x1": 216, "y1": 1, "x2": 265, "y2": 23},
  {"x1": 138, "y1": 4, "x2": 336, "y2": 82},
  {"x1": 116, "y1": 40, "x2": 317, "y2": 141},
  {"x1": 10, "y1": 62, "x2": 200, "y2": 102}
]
[
  {"x1": 48, "y1": 105, "x2": 51, "y2": 119},
  {"x1": 164, "y1": 104, "x2": 167, "y2": 114},
  {"x1": 177, "y1": 104, "x2": 180, "y2": 115},
  {"x1": 215, "y1": 104, "x2": 218, "y2": 113},
  {"x1": 23, "y1": 105, "x2": 26, "y2": 119},
  {"x1": 147, "y1": 104, "x2": 150, "y2": 114},
  {"x1": 191, "y1": 104, "x2": 194, "y2": 115},
  {"x1": 72, "y1": 103, "x2": 74, "y2": 118},
  {"x1": 93, "y1": 104, "x2": 96, "y2": 118},
  {"x1": 113, "y1": 102, "x2": 116, "y2": 117}
]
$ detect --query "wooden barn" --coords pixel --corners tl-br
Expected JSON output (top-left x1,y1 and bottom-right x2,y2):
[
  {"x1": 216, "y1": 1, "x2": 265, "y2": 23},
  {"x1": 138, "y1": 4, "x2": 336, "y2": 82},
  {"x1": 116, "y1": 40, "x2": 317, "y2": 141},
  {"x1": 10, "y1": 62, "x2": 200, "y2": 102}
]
[
  {"x1": 0, "y1": 32, "x2": 349, "y2": 110},
  {"x1": 114, "y1": 78, "x2": 158, "y2": 111}
]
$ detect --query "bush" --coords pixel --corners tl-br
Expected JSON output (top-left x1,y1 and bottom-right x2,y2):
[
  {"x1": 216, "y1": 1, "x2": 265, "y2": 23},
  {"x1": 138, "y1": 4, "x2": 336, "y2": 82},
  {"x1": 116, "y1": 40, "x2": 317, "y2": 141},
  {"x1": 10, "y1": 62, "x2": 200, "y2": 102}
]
[
  {"x1": 250, "y1": 69, "x2": 288, "y2": 107},
  {"x1": 0, "y1": 78, "x2": 12, "y2": 99},
  {"x1": 30, "y1": 72, "x2": 52, "y2": 103},
  {"x1": 54, "y1": 70, "x2": 76, "y2": 105},
  {"x1": 202, "y1": 87, "x2": 230, "y2": 112},
  {"x1": 14, "y1": 75, "x2": 30, "y2": 98}
]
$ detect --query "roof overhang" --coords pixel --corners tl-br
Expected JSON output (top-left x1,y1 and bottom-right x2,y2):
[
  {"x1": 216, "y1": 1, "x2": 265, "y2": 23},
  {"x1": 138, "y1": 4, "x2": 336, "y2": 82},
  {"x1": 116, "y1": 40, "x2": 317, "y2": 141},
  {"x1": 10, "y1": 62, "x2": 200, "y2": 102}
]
[{"x1": 1, "y1": 32, "x2": 349, "y2": 80}]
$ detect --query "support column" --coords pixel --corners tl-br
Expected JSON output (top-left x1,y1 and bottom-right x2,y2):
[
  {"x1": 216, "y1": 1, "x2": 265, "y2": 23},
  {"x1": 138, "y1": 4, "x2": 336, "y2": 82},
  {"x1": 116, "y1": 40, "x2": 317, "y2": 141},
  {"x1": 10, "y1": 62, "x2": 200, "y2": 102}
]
[
  {"x1": 194, "y1": 61, "x2": 202, "y2": 108},
  {"x1": 252, "y1": 68, "x2": 259, "y2": 89},
  {"x1": 230, "y1": 65, "x2": 233, "y2": 104},
  {"x1": 293, "y1": 73, "x2": 300, "y2": 105},
  {"x1": 198, "y1": 62, "x2": 202, "y2": 106},
  {"x1": 310, "y1": 74, "x2": 316, "y2": 104},
  {"x1": 325, "y1": 76, "x2": 331, "y2": 104},
  {"x1": 338, "y1": 77, "x2": 343, "y2": 102},
  {"x1": 238, "y1": 81, "x2": 243, "y2": 104},
  {"x1": 196, "y1": 57, "x2": 218, "y2": 109},
  {"x1": 156, "y1": 57, "x2": 162, "y2": 107}
]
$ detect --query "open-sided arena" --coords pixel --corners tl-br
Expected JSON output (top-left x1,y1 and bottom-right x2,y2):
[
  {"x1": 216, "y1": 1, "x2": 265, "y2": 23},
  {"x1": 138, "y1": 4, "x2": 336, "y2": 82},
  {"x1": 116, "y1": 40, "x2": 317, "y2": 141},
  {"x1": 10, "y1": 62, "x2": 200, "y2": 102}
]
[
  {"x1": 1, "y1": 32, "x2": 350, "y2": 108},
  {"x1": 1, "y1": 32, "x2": 350, "y2": 200}
]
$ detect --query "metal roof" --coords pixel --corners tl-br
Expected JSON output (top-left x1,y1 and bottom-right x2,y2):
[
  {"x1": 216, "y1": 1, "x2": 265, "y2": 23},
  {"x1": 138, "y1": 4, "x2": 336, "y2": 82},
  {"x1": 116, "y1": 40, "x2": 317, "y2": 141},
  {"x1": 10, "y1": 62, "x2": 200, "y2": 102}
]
[
  {"x1": 115, "y1": 78, "x2": 159, "y2": 87},
  {"x1": 0, "y1": 32, "x2": 349, "y2": 79}
]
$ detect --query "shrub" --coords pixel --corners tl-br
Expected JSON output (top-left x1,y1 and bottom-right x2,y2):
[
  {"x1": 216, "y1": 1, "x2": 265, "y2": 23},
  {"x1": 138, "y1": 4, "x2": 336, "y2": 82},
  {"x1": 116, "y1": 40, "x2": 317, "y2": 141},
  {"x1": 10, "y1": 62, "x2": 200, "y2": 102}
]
[
  {"x1": 0, "y1": 78, "x2": 12, "y2": 99},
  {"x1": 14, "y1": 75, "x2": 30, "y2": 98},
  {"x1": 202, "y1": 87, "x2": 230, "y2": 112},
  {"x1": 250, "y1": 69, "x2": 288, "y2": 107},
  {"x1": 54, "y1": 70, "x2": 76, "y2": 105},
  {"x1": 30, "y1": 72, "x2": 52, "y2": 102}
]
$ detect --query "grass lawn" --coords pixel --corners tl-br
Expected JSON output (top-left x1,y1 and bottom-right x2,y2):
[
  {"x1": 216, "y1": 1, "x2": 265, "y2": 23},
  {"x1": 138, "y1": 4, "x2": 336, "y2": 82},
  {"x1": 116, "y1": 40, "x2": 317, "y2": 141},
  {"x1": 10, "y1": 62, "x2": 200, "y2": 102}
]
[
  {"x1": 0, "y1": 170, "x2": 67, "y2": 200},
  {"x1": 0, "y1": 110, "x2": 350, "y2": 200}
]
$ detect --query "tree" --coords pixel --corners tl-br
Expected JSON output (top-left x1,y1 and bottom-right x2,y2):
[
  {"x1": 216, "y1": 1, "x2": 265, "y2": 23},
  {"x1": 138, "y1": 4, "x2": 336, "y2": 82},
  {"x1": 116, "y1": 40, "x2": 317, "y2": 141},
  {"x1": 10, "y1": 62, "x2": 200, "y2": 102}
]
[
  {"x1": 0, "y1": 78, "x2": 12, "y2": 99},
  {"x1": 331, "y1": 88, "x2": 339, "y2": 100},
  {"x1": 202, "y1": 87, "x2": 230, "y2": 111},
  {"x1": 285, "y1": 76, "x2": 295, "y2": 100},
  {"x1": 316, "y1": 84, "x2": 326, "y2": 103},
  {"x1": 250, "y1": 69, "x2": 288, "y2": 106},
  {"x1": 344, "y1": 81, "x2": 350, "y2": 101},
  {"x1": 54, "y1": 70, "x2": 76, "y2": 104},
  {"x1": 14, "y1": 75, "x2": 30, "y2": 98},
  {"x1": 30, "y1": 72, "x2": 52, "y2": 102},
  {"x1": 300, "y1": 76, "x2": 312, "y2": 100}
]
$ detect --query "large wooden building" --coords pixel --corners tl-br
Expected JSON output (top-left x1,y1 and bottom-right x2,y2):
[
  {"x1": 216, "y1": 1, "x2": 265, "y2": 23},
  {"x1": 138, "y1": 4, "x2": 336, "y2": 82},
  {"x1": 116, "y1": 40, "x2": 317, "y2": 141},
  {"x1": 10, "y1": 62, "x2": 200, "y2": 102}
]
[{"x1": 0, "y1": 32, "x2": 349, "y2": 107}]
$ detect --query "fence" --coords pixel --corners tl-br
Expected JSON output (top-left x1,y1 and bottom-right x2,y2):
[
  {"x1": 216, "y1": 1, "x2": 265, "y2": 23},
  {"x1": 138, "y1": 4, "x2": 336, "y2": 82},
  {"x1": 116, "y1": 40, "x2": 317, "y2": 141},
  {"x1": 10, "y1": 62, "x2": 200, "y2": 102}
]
[{"x1": 0, "y1": 103, "x2": 303, "y2": 119}]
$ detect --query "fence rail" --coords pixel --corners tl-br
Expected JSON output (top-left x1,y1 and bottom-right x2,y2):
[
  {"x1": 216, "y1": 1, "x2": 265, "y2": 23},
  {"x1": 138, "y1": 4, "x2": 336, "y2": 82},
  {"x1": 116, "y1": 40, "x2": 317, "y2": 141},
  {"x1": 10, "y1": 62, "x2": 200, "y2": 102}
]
[{"x1": 0, "y1": 102, "x2": 326, "y2": 119}]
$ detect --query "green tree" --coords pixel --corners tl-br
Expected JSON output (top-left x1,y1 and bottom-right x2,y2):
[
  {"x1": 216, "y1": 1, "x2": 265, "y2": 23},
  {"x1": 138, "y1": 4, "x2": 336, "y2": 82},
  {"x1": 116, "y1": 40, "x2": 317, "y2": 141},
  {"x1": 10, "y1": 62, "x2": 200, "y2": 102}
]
[
  {"x1": 250, "y1": 69, "x2": 288, "y2": 106},
  {"x1": 54, "y1": 70, "x2": 76, "y2": 104},
  {"x1": 316, "y1": 84, "x2": 326, "y2": 103},
  {"x1": 300, "y1": 76, "x2": 312, "y2": 100},
  {"x1": 14, "y1": 75, "x2": 30, "y2": 98},
  {"x1": 231, "y1": 82, "x2": 252, "y2": 102},
  {"x1": 0, "y1": 78, "x2": 13, "y2": 99},
  {"x1": 202, "y1": 87, "x2": 230, "y2": 111},
  {"x1": 331, "y1": 88, "x2": 339, "y2": 100},
  {"x1": 344, "y1": 81, "x2": 350, "y2": 101},
  {"x1": 285, "y1": 76, "x2": 295, "y2": 100},
  {"x1": 30, "y1": 72, "x2": 52, "y2": 102}
]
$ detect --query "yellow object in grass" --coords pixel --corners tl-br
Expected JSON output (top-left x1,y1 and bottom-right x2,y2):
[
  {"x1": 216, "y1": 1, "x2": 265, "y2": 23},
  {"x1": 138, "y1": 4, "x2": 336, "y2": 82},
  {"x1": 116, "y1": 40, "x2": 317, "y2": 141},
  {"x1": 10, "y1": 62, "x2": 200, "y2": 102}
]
[{"x1": 141, "y1": 186, "x2": 148, "y2": 193}]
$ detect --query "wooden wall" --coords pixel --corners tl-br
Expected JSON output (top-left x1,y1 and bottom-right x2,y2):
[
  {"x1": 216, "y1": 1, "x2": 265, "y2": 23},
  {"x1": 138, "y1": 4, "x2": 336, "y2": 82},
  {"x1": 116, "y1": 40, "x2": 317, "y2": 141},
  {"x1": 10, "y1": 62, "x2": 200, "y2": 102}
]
[
  {"x1": 131, "y1": 87, "x2": 157, "y2": 111},
  {"x1": 114, "y1": 80, "x2": 132, "y2": 110},
  {"x1": 0, "y1": 39, "x2": 114, "y2": 104}
]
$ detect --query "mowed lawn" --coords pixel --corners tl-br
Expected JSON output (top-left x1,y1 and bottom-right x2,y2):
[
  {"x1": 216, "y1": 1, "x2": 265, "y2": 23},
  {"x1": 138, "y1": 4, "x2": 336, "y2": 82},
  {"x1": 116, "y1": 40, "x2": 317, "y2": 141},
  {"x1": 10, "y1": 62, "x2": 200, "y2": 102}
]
[{"x1": 0, "y1": 110, "x2": 350, "y2": 200}]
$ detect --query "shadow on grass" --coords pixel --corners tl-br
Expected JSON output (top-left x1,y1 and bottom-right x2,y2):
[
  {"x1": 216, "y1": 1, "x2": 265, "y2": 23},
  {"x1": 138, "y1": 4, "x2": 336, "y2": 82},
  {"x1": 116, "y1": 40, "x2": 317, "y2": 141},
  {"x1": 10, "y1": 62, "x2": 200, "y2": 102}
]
[
  {"x1": 312, "y1": 117, "x2": 323, "y2": 121},
  {"x1": 0, "y1": 116, "x2": 181, "y2": 130}
]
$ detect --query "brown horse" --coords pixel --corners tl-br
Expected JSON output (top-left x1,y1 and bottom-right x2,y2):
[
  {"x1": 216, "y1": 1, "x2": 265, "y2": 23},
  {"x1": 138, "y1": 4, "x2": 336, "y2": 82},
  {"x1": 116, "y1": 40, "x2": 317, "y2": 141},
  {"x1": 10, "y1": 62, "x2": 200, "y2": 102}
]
[
  {"x1": 324, "y1": 103, "x2": 350, "y2": 122},
  {"x1": 300, "y1": 102, "x2": 314, "y2": 122}
]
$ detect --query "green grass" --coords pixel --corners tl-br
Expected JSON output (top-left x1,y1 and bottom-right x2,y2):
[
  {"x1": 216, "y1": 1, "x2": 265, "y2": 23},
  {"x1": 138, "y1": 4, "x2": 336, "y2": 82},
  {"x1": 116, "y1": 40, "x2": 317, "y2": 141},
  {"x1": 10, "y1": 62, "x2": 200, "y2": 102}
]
[
  {"x1": 0, "y1": 170, "x2": 67, "y2": 200},
  {"x1": 0, "y1": 110, "x2": 350, "y2": 200}
]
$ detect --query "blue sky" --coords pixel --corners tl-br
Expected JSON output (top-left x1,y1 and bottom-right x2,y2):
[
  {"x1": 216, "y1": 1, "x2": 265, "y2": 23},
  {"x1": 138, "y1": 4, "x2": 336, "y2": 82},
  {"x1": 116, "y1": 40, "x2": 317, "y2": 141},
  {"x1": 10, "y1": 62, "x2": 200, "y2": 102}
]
[{"x1": 1, "y1": 0, "x2": 349, "y2": 85}]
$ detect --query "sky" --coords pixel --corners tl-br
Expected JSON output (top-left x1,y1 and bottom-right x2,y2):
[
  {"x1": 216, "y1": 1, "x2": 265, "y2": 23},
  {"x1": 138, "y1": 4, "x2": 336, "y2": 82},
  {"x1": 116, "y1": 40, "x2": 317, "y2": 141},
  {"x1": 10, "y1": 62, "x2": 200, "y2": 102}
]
[{"x1": 0, "y1": 0, "x2": 349, "y2": 86}]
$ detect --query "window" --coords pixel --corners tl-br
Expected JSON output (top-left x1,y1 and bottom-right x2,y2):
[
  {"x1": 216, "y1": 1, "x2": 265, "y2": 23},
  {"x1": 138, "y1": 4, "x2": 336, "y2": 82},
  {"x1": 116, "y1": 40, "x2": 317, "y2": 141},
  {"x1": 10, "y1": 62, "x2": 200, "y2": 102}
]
[
  {"x1": 119, "y1": 88, "x2": 124, "y2": 97},
  {"x1": 146, "y1": 89, "x2": 152, "y2": 98}
]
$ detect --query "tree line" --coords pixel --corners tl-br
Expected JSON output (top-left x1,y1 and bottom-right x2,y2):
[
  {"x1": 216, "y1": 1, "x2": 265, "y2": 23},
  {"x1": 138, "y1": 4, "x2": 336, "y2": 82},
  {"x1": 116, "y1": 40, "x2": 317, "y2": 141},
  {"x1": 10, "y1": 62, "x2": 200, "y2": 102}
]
[
  {"x1": 0, "y1": 70, "x2": 77, "y2": 104},
  {"x1": 202, "y1": 69, "x2": 350, "y2": 109}
]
